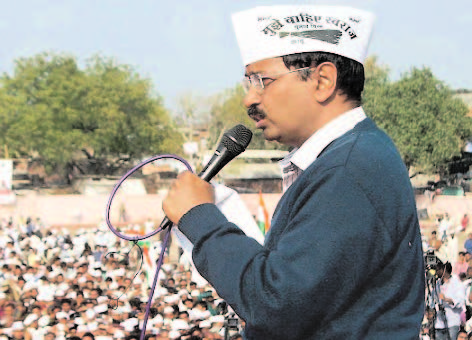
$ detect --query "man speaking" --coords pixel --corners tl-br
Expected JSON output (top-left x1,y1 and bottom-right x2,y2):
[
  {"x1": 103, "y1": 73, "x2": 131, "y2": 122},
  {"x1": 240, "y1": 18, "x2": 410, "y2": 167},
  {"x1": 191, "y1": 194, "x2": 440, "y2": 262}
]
[{"x1": 163, "y1": 5, "x2": 425, "y2": 339}]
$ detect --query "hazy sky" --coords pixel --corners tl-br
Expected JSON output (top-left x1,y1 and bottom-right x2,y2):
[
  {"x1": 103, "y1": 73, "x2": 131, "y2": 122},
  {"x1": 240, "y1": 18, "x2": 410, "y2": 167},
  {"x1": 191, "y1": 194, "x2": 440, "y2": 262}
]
[{"x1": 0, "y1": 0, "x2": 470, "y2": 112}]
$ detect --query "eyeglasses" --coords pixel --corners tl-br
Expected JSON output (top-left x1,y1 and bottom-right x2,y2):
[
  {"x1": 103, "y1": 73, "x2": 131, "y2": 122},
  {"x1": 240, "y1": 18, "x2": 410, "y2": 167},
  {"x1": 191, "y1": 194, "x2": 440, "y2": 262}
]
[{"x1": 242, "y1": 66, "x2": 313, "y2": 93}]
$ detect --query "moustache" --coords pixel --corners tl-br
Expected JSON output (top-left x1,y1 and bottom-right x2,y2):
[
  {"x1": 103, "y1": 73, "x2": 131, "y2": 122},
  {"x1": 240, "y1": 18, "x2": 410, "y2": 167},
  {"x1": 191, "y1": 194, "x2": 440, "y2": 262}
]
[{"x1": 247, "y1": 105, "x2": 266, "y2": 122}]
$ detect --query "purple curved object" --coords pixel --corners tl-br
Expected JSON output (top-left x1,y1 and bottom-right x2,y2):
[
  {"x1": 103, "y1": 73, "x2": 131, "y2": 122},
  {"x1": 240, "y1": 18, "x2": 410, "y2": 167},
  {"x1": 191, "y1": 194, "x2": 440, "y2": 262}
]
[{"x1": 105, "y1": 154, "x2": 192, "y2": 339}]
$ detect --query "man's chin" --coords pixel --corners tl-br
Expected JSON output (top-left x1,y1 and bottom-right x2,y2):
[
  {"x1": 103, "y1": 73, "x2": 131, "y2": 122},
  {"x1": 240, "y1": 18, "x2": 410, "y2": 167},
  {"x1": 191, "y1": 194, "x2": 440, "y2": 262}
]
[{"x1": 262, "y1": 129, "x2": 281, "y2": 143}]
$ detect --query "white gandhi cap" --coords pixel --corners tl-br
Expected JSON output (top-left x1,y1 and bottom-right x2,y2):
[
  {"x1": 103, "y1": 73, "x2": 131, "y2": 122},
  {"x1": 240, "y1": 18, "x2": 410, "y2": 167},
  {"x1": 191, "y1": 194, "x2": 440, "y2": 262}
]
[{"x1": 232, "y1": 5, "x2": 375, "y2": 65}]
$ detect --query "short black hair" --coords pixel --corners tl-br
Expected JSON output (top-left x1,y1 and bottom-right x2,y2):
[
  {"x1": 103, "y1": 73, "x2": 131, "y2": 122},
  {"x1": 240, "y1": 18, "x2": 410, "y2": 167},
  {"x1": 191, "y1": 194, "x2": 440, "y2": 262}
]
[
  {"x1": 61, "y1": 299, "x2": 72, "y2": 305},
  {"x1": 444, "y1": 262, "x2": 453, "y2": 275},
  {"x1": 82, "y1": 332, "x2": 95, "y2": 339},
  {"x1": 282, "y1": 52, "x2": 365, "y2": 105}
]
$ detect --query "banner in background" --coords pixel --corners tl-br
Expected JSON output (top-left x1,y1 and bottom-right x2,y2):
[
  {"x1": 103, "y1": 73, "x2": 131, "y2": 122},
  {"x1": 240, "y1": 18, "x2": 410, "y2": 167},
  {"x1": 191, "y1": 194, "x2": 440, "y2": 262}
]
[{"x1": 0, "y1": 160, "x2": 15, "y2": 205}]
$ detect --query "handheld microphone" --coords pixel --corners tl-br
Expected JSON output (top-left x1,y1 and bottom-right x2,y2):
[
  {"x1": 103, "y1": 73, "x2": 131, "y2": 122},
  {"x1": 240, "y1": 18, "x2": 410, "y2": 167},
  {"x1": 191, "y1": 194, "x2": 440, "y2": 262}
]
[
  {"x1": 198, "y1": 124, "x2": 253, "y2": 181},
  {"x1": 160, "y1": 124, "x2": 253, "y2": 229}
]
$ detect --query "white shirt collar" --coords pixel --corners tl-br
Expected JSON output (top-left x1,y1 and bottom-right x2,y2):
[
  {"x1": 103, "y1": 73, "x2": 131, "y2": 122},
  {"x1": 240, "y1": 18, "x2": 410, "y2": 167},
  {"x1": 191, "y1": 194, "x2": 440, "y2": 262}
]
[{"x1": 290, "y1": 106, "x2": 367, "y2": 171}]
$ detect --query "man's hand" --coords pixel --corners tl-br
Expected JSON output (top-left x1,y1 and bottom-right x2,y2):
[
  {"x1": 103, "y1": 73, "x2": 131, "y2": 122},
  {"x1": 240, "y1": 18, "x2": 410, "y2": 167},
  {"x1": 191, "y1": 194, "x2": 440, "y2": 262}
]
[
  {"x1": 439, "y1": 293, "x2": 454, "y2": 306},
  {"x1": 162, "y1": 171, "x2": 215, "y2": 224}
]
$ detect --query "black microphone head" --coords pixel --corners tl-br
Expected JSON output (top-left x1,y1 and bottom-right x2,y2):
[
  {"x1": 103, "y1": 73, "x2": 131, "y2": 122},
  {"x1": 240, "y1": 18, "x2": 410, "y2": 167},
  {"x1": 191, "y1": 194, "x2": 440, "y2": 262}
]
[
  {"x1": 198, "y1": 124, "x2": 253, "y2": 181},
  {"x1": 221, "y1": 124, "x2": 253, "y2": 156}
]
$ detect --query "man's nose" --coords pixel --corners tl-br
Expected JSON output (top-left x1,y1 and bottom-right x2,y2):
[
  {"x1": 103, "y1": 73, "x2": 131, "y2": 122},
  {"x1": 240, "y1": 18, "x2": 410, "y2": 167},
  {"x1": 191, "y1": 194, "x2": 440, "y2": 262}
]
[{"x1": 243, "y1": 86, "x2": 262, "y2": 109}]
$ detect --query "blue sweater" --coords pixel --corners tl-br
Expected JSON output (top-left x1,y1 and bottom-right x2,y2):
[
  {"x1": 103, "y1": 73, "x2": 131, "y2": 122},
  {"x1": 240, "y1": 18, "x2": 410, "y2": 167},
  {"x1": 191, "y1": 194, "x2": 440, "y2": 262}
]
[{"x1": 179, "y1": 118, "x2": 425, "y2": 339}]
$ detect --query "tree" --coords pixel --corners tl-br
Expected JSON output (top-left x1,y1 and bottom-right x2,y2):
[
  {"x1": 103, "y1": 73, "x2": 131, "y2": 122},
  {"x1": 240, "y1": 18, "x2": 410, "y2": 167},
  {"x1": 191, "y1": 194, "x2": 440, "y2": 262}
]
[
  {"x1": 0, "y1": 52, "x2": 183, "y2": 179},
  {"x1": 363, "y1": 59, "x2": 472, "y2": 174},
  {"x1": 174, "y1": 92, "x2": 210, "y2": 137}
]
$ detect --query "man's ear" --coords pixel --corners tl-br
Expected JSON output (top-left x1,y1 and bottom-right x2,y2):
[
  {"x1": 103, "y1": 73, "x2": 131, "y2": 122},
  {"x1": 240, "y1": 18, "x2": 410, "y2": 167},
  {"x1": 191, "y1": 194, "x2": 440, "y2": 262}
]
[{"x1": 312, "y1": 62, "x2": 337, "y2": 103}]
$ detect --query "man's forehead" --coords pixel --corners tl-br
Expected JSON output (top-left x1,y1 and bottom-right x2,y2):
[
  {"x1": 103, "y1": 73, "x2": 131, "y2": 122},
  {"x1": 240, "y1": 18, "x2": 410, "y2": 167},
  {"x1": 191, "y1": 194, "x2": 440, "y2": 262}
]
[{"x1": 244, "y1": 57, "x2": 285, "y2": 76}]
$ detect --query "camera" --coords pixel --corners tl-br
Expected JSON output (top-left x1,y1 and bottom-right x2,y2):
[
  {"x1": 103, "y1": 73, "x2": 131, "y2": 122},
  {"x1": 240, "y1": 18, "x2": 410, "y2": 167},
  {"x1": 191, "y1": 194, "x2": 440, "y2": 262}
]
[
  {"x1": 225, "y1": 313, "x2": 240, "y2": 330},
  {"x1": 424, "y1": 249, "x2": 439, "y2": 269}
]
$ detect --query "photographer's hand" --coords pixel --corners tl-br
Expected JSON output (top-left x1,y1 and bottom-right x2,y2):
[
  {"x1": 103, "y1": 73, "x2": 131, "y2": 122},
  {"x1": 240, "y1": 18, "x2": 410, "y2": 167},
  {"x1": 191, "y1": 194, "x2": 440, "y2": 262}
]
[{"x1": 439, "y1": 293, "x2": 454, "y2": 306}]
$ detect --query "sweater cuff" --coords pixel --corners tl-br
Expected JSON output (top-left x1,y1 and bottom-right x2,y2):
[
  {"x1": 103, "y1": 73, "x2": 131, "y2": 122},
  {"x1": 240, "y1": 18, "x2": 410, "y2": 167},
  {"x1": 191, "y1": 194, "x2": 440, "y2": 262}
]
[{"x1": 178, "y1": 203, "x2": 229, "y2": 244}]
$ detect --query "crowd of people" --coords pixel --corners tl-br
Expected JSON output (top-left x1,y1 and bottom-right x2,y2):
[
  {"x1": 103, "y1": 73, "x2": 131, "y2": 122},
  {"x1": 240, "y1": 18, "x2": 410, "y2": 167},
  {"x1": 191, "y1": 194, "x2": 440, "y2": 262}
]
[
  {"x1": 421, "y1": 213, "x2": 472, "y2": 339},
  {"x1": 4, "y1": 209, "x2": 472, "y2": 339},
  {"x1": 0, "y1": 216, "x2": 243, "y2": 340}
]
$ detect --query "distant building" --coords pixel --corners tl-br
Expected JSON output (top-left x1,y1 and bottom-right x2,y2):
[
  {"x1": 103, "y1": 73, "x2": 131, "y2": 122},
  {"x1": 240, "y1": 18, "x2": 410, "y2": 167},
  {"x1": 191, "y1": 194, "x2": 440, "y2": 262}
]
[{"x1": 201, "y1": 149, "x2": 289, "y2": 193}]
